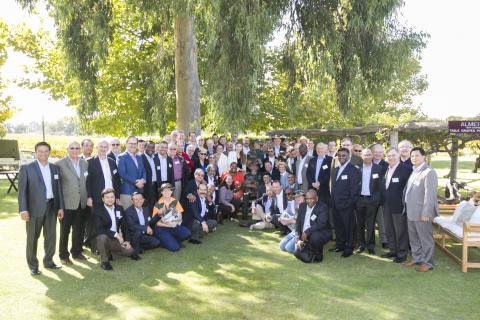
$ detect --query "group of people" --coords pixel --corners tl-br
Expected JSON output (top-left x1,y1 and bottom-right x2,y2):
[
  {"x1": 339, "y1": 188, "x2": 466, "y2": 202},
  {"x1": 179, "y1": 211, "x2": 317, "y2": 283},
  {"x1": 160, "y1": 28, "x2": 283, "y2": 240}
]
[{"x1": 18, "y1": 130, "x2": 440, "y2": 275}]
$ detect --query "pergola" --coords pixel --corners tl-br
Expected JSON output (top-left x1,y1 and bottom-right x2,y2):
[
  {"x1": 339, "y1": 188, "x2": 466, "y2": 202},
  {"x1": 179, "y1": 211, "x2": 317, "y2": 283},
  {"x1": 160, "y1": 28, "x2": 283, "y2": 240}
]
[{"x1": 267, "y1": 121, "x2": 448, "y2": 148}]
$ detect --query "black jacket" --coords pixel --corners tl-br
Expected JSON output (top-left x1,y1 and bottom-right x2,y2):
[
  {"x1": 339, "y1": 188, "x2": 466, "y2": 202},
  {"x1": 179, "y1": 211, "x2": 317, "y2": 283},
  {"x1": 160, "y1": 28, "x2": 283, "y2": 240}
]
[
  {"x1": 296, "y1": 202, "x2": 331, "y2": 240},
  {"x1": 358, "y1": 162, "x2": 383, "y2": 204},
  {"x1": 381, "y1": 163, "x2": 412, "y2": 214},
  {"x1": 86, "y1": 156, "x2": 121, "y2": 205},
  {"x1": 331, "y1": 163, "x2": 361, "y2": 210},
  {"x1": 306, "y1": 155, "x2": 333, "y2": 203},
  {"x1": 124, "y1": 205, "x2": 151, "y2": 239},
  {"x1": 94, "y1": 204, "x2": 127, "y2": 239}
]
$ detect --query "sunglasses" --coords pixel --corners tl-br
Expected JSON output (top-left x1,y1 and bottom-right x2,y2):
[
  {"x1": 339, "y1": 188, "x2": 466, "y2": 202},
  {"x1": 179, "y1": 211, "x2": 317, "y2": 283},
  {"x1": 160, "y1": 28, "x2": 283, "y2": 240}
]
[
  {"x1": 354, "y1": 149, "x2": 362, "y2": 152},
  {"x1": 285, "y1": 193, "x2": 293, "y2": 196},
  {"x1": 199, "y1": 153, "x2": 207, "y2": 156}
]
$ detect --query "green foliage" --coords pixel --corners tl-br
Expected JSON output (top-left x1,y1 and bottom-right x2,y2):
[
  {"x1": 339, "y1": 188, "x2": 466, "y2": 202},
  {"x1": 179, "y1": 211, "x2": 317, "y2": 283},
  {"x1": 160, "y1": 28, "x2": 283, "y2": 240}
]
[{"x1": 0, "y1": 19, "x2": 14, "y2": 137}]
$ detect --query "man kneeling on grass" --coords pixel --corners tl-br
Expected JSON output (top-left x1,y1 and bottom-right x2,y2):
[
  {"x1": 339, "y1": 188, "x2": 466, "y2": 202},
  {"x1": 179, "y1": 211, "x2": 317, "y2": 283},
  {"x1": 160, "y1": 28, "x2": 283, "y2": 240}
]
[{"x1": 94, "y1": 188, "x2": 139, "y2": 271}]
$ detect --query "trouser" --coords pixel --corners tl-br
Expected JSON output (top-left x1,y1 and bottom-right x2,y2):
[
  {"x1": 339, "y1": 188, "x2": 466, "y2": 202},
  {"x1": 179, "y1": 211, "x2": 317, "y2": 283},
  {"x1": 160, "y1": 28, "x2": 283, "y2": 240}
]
[
  {"x1": 174, "y1": 180, "x2": 182, "y2": 202},
  {"x1": 129, "y1": 231, "x2": 161, "y2": 254},
  {"x1": 145, "y1": 182, "x2": 159, "y2": 214},
  {"x1": 355, "y1": 197, "x2": 379, "y2": 250},
  {"x1": 279, "y1": 233, "x2": 297, "y2": 253},
  {"x1": 120, "y1": 194, "x2": 133, "y2": 210},
  {"x1": 59, "y1": 206, "x2": 86, "y2": 259},
  {"x1": 241, "y1": 192, "x2": 254, "y2": 220},
  {"x1": 96, "y1": 234, "x2": 134, "y2": 263},
  {"x1": 308, "y1": 230, "x2": 331, "y2": 258},
  {"x1": 189, "y1": 219, "x2": 218, "y2": 241},
  {"x1": 383, "y1": 209, "x2": 409, "y2": 259},
  {"x1": 218, "y1": 199, "x2": 242, "y2": 220},
  {"x1": 407, "y1": 219, "x2": 434, "y2": 268},
  {"x1": 332, "y1": 206, "x2": 355, "y2": 254},
  {"x1": 84, "y1": 206, "x2": 98, "y2": 251},
  {"x1": 26, "y1": 200, "x2": 57, "y2": 269},
  {"x1": 376, "y1": 205, "x2": 387, "y2": 244},
  {"x1": 250, "y1": 204, "x2": 274, "y2": 229},
  {"x1": 154, "y1": 225, "x2": 191, "y2": 252}
]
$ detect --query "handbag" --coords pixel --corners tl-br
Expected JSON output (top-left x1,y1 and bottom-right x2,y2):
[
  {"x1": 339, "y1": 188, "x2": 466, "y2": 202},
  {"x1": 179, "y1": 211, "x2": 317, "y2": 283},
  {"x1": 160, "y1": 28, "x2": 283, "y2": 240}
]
[{"x1": 294, "y1": 241, "x2": 315, "y2": 263}]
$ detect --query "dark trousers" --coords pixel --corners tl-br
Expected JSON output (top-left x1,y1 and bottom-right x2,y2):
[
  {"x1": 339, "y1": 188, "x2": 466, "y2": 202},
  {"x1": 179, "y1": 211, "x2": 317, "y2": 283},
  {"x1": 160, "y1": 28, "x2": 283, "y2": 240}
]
[
  {"x1": 96, "y1": 234, "x2": 134, "y2": 263},
  {"x1": 218, "y1": 199, "x2": 242, "y2": 221},
  {"x1": 308, "y1": 230, "x2": 331, "y2": 258},
  {"x1": 332, "y1": 206, "x2": 355, "y2": 254},
  {"x1": 355, "y1": 197, "x2": 379, "y2": 250},
  {"x1": 129, "y1": 231, "x2": 161, "y2": 254},
  {"x1": 383, "y1": 207, "x2": 409, "y2": 259},
  {"x1": 59, "y1": 206, "x2": 86, "y2": 259},
  {"x1": 154, "y1": 225, "x2": 191, "y2": 252},
  {"x1": 189, "y1": 219, "x2": 218, "y2": 241},
  {"x1": 145, "y1": 182, "x2": 159, "y2": 214},
  {"x1": 25, "y1": 200, "x2": 57, "y2": 269},
  {"x1": 84, "y1": 206, "x2": 98, "y2": 251}
]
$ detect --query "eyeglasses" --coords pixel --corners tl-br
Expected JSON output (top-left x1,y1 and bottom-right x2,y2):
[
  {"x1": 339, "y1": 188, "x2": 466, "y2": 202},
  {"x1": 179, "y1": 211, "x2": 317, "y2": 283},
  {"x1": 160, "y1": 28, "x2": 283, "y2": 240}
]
[
  {"x1": 354, "y1": 149, "x2": 362, "y2": 152},
  {"x1": 285, "y1": 193, "x2": 292, "y2": 196},
  {"x1": 305, "y1": 197, "x2": 315, "y2": 200},
  {"x1": 199, "y1": 153, "x2": 207, "y2": 156},
  {"x1": 111, "y1": 143, "x2": 120, "y2": 146},
  {"x1": 69, "y1": 147, "x2": 80, "y2": 150}
]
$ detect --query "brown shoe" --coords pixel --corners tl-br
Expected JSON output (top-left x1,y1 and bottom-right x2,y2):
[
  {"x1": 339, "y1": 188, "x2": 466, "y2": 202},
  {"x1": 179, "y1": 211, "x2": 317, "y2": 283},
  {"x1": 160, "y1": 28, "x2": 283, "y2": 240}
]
[
  {"x1": 415, "y1": 264, "x2": 432, "y2": 272},
  {"x1": 402, "y1": 261, "x2": 416, "y2": 267},
  {"x1": 73, "y1": 253, "x2": 87, "y2": 260},
  {"x1": 61, "y1": 258, "x2": 73, "y2": 265}
]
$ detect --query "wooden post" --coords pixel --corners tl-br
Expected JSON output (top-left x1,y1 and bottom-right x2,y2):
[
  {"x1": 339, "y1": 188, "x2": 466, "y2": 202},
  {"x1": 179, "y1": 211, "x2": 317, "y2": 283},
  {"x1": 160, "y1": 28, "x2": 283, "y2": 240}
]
[{"x1": 389, "y1": 130, "x2": 398, "y2": 148}]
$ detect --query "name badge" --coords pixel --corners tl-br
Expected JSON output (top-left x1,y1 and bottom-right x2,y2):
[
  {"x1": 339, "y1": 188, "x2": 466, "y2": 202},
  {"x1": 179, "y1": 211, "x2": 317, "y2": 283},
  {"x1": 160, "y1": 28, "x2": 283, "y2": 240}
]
[
  {"x1": 304, "y1": 164, "x2": 308, "y2": 168},
  {"x1": 341, "y1": 175, "x2": 348, "y2": 180},
  {"x1": 322, "y1": 165, "x2": 328, "y2": 170},
  {"x1": 54, "y1": 174, "x2": 59, "y2": 180},
  {"x1": 156, "y1": 166, "x2": 160, "y2": 170},
  {"x1": 392, "y1": 177, "x2": 399, "y2": 183},
  {"x1": 168, "y1": 164, "x2": 173, "y2": 168},
  {"x1": 311, "y1": 214, "x2": 317, "y2": 221},
  {"x1": 83, "y1": 171, "x2": 88, "y2": 177},
  {"x1": 372, "y1": 173, "x2": 379, "y2": 179},
  {"x1": 113, "y1": 169, "x2": 117, "y2": 174},
  {"x1": 174, "y1": 161, "x2": 180, "y2": 165},
  {"x1": 147, "y1": 216, "x2": 151, "y2": 221},
  {"x1": 115, "y1": 210, "x2": 121, "y2": 218}
]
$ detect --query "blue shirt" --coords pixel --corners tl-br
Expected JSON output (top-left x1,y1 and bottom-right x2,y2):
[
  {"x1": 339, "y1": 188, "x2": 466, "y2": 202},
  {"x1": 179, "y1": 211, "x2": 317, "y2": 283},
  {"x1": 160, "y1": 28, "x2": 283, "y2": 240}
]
[{"x1": 361, "y1": 163, "x2": 372, "y2": 196}]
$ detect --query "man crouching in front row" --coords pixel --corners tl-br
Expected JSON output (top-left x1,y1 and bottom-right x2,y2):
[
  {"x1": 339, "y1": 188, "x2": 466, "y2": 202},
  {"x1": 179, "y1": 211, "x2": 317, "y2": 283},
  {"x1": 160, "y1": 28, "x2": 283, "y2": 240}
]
[{"x1": 94, "y1": 188, "x2": 139, "y2": 270}]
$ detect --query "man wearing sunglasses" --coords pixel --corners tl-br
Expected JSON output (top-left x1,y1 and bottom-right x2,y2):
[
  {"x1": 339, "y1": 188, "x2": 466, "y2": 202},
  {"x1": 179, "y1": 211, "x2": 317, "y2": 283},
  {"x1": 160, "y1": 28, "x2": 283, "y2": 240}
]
[
  {"x1": 107, "y1": 138, "x2": 122, "y2": 162},
  {"x1": 56, "y1": 141, "x2": 89, "y2": 265}
]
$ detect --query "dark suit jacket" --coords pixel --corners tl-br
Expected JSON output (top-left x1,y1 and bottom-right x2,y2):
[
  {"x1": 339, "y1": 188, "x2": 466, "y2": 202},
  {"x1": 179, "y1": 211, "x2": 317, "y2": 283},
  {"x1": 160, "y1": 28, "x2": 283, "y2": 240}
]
[
  {"x1": 271, "y1": 191, "x2": 289, "y2": 215},
  {"x1": 141, "y1": 154, "x2": 159, "y2": 202},
  {"x1": 375, "y1": 159, "x2": 389, "y2": 178},
  {"x1": 295, "y1": 202, "x2": 331, "y2": 240},
  {"x1": 255, "y1": 194, "x2": 273, "y2": 211},
  {"x1": 306, "y1": 155, "x2": 333, "y2": 203},
  {"x1": 381, "y1": 163, "x2": 412, "y2": 215},
  {"x1": 359, "y1": 163, "x2": 383, "y2": 204},
  {"x1": 187, "y1": 196, "x2": 216, "y2": 224},
  {"x1": 94, "y1": 204, "x2": 126, "y2": 239},
  {"x1": 86, "y1": 156, "x2": 121, "y2": 205},
  {"x1": 18, "y1": 161, "x2": 64, "y2": 216},
  {"x1": 154, "y1": 154, "x2": 174, "y2": 185},
  {"x1": 124, "y1": 205, "x2": 150, "y2": 238},
  {"x1": 262, "y1": 167, "x2": 280, "y2": 181},
  {"x1": 331, "y1": 163, "x2": 361, "y2": 210},
  {"x1": 107, "y1": 151, "x2": 117, "y2": 163}
]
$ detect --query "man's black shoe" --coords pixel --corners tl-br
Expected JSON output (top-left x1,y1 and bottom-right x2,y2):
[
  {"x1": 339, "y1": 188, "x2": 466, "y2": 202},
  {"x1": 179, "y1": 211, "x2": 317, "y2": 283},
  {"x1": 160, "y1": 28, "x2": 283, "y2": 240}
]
[
  {"x1": 328, "y1": 248, "x2": 344, "y2": 253},
  {"x1": 101, "y1": 262, "x2": 113, "y2": 270},
  {"x1": 341, "y1": 252, "x2": 352, "y2": 258},
  {"x1": 394, "y1": 257, "x2": 407, "y2": 263},
  {"x1": 30, "y1": 268, "x2": 41, "y2": 276},
  {"x1": 382, "y1": 243, "x2": 389, "y2": 249},
  {"x1": 130, "y1": 254, "x2": 141, "y2": 261},
  {"x1": 313, "y1": 255, "x2": 324, "y2": 263},
  {"x1": 368, "y1": 249, "x2": 376, "y2": 255},
  {"x1": 188, "y1": 239, "x2": 202, "y2": 244},
  {"x1": 381, "y1": 252, "x2": 397, "y2": 259},
  {"x1": 44, "y1": 263, "x2": 61, "y2": 269}
]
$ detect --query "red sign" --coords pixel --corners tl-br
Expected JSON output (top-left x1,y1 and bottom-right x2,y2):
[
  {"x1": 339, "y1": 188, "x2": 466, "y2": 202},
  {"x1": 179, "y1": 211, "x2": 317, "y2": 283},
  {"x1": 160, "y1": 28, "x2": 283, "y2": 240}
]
[{"x1": 448, "y1": 121, "x2": 480, "y2": 134}]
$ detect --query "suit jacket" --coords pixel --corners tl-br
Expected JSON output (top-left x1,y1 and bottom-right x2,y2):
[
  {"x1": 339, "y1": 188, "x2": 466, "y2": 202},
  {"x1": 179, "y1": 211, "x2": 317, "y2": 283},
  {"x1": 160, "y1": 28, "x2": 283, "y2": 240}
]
[
  {"x1": 381, "y1": 163, "x2": 412, "y2": 215},
  {"x1": 124, "y1": 205, "x2": 151, "y2": 237},
  {"x1": 403, "y1": 163, "x2": 439, "y2": 221},
  {"x1": 117, "y1": 151, "x2": 147, "y2": 195},
  {"x1": 18, "y1": 161, "x2": 64, "y2": 216},
  {"x1": 107, "y1": 151, "x2": 118, "y2": 163},
  {"x1": 271, "y1": 191, "x2": 289, "y2": 215},
  {"x1": 154, "y1": 154, "x2": 174, "y2": 185},
  {"x1": 331, "y1": 163, "x2": 361, "y2": 210},
  {"x1": 55, "y1": 157, "x2": 88, "y2": 210},
  {"x1": 255, "y1": 194, "x2": 273, "y2": 211},
  {"x1": 286, "y1": 157, "x2": 297, "y2": 174},
  {"x1": 187, "y1": 196, "x2": 216, "y2": 224},
  {"x1": 141, "y1": 154, "x2": 159, "y2": 202},
  {"x1": 94, "y1": 204, "x2": 126, "y2": 239},
  {"x1": 295, "y1": 202, "x2": 331, "y2": 240},
  {"x1": 306, "y1": 155, "x2": 333, "y2": 203},
  {"x1": 86, "y1": 156, "x2": 121, "y2": 205},
  {"x1": 262, "y1": 167, "x2": 280, "y2": 181},
  {"x1": 375, "y1": 159, "x2": 389, "y2": 178},
  {"x1": 358, "y1": 162, "x2": 383, "y2": 204},
  {"x1": 295, "y1": 155, "x2": 313, "y2": 192}
]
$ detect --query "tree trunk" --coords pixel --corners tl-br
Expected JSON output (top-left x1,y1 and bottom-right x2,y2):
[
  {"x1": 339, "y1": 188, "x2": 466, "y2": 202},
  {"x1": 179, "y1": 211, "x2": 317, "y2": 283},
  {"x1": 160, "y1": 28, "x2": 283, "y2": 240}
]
[
  {"x1": 448, "y1": 136, "x2": 459, "y2": 183},
  {"x1": 174, "y1": 13, "x2": 201, "y2": 134}
]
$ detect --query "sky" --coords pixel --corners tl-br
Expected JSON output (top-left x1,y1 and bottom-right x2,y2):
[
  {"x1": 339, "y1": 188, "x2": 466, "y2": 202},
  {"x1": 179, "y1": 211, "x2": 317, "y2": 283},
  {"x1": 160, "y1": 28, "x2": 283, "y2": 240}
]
[{"x1": 1, "y1": 0, "x2": 479, "y2": 125}]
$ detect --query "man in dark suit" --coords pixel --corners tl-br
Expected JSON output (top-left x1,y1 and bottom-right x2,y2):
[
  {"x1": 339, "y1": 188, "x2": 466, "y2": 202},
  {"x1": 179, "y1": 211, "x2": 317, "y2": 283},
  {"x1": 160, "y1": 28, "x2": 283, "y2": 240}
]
[
  {"x1": 186, "y1": 183, "x2": 218, "y2": 243},
  {"x1": 381, "y1": 147, "x2": 412, "y2": 263},
  {"x1": 355, "y1": 148, "x2": 382, "y2": 254},
  {"x1": 182, "y1": 168, "x2": 206, "y2": 225},
  {"x1": 154, "y1": 141, "x2": 175, "y2": 186},
  {"x1": 307, "y1": 142, "x2": 333, "y2": 204},
  {"x1": 117, "y1": 136, "x2": 146, "y2": 210},
  {"x1": 296, "y1": 190, "x2": 332, "y2": 262},
  {"x1": 107, "y1": 138, "x2": 121, "y2": 162},
  {"x1": 141, "y1": 141, "x2": 160, "y2": 212},
  {"x1": 262, "y1": 159, "x2": 280, "y2": 181},
  {"x1": 372, "y1": 143, "x2": 389, "y2": 248},
  {"x1": 329, "y1": 147, "x2": 361, "y2": 257},
  {"x1": 124, "y1": 192, "x2": 160, "y2": 255},
  {"x1": 18, "y1": 142, "x2": 64, "y2": 275},
  {"x1": 94, "y1": 188, "x2": 138, "y2": 271},
  {"x1": 340, "y1": 137, "x2": 362, "y2": 167}
]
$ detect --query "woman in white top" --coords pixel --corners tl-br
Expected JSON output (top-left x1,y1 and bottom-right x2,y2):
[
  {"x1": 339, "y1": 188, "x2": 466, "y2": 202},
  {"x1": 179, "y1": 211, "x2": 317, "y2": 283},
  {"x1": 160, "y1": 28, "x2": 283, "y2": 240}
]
[{"x1": 215, "y1": 144, "x2": 229, "y2": 175}]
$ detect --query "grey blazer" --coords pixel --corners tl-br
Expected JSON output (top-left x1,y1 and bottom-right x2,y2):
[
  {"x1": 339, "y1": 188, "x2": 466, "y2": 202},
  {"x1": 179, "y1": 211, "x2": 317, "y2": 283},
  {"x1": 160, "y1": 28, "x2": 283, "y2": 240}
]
[
  {"x1": 56, "y1": 157, "x2": 88, "y2": 210},
  {"x1": 403, "y1": 163, "x2": 439, "y2": 221},
  {"x1": 295, "y1": 155, "x2": 312, "y2": 192},
  {"x1": 18, "y1": 161, "x2": 64, "y2": 216}
]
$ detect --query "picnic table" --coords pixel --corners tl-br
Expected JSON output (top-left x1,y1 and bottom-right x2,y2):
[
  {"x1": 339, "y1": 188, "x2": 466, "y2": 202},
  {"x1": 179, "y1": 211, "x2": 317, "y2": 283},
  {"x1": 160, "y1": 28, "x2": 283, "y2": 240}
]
[{"x1": 0, "y1": 170, "x2": 19, "y2": 193}]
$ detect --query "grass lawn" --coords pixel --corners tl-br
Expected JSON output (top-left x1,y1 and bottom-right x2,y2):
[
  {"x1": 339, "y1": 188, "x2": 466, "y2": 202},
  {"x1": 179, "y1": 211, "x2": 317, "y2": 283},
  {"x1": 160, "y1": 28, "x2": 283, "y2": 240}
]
[{"x1": 1, "y1": 180, "x2": 480, "y2": 320}]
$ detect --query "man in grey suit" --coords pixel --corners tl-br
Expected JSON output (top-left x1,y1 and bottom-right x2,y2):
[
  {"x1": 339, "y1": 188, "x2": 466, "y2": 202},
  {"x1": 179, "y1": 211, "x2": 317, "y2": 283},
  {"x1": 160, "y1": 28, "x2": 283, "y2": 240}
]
[
  {"x1": 403, "y1": 147, "x2": 439, "y2": 272},
  {"x1": 56, "y1": 141, "x2": 89, "y2": 264},
  {"x1": 18, "y1": 142, "x2": 64, "y2": 275},
  {"x1": 295, "y1": 144, "x2": 312, "y2": 193}
]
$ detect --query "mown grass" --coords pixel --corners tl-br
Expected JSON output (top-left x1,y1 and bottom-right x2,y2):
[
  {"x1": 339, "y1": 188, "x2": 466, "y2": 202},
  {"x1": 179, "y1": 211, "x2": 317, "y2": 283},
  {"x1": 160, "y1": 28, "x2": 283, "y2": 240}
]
[{"x1": 0, "y1": 179, "x2": 479, "y2": 320}]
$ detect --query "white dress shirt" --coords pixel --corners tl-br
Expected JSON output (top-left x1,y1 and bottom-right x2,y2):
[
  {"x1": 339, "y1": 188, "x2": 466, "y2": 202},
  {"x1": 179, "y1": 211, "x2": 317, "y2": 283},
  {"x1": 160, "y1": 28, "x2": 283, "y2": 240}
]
[
  {"x1": 297, "y1": 156, "x2": 308, "y2": 184},
  {"x1": 99, "y1": 157, "x2": 113, "y2": 189},
  {"x1": 405, "y1": 162, "x2": 426, "y2": 202},
  {"x1": 314, "y1": 156, "x2": 324, "y2": 182},
  {"x1": 158, "y1": 155, "x2": 168, "y2": 182},
  {"x1": 37, "y1": 160, "x2": 53, "y2": 199},
  {"x1": 146, "y1": 154, "x2": 157, "y2": 182},
  {"x1": 385, "y1": 162, "x2": 400, "y2": 189},
  {"x1": 276, "y1": 191, "x2": 285, "y2": 213},
  {"x1": 200, "y1": 197, "x2": 207, "y2": 218},
  {"x1": 105, "y1": 204, "x2": 118, "y2": 236},
  {"x1": 135, "y1": 207, "x2": 146, "y2": 226},
  {"x1": 361, "y1": 163, "x2": 372, "y2": 196},
  {"x1": 336, "y1": 161, "x2": 349, "y2": 181},
  {"x1": 302, "y1": 204, "x2": 315, "y2": 233},
  {"x1": 70, "y1": 158, "x2": 81, "y2": 177}
]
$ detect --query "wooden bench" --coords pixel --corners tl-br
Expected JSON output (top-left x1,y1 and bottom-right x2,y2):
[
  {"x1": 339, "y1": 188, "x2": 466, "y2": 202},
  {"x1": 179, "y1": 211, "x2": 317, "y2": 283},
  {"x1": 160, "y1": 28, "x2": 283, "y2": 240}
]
[
  {"x1": 434, "y1": 207, "x2": 480, "y2": 272},
  {"x1": 438, "y1": 204, "x2": 456, "y2": 215}
]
